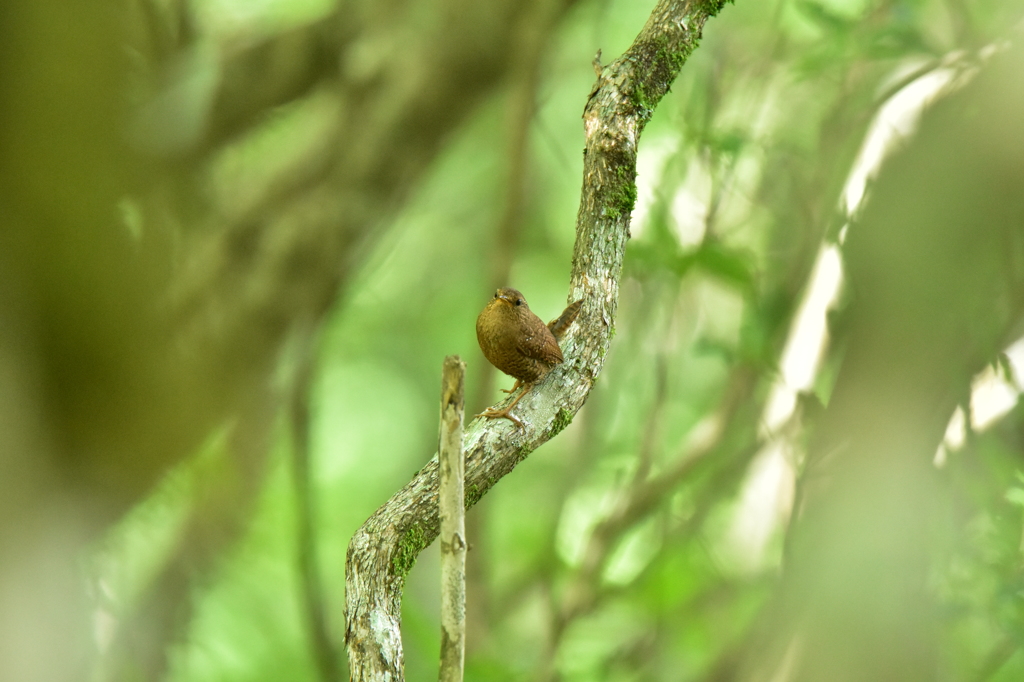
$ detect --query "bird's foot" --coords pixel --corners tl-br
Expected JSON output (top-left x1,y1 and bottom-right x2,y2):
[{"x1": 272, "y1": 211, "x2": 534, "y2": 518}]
[
  {"x1": 476, "y1": 405, "x2": 524, "y2": 429},
  {"x1": 478, "y1": 383, "x2": 533, "y2": 429},
  {"x1": 499, "y1": 379, "x2": 524, "y2": 395}
]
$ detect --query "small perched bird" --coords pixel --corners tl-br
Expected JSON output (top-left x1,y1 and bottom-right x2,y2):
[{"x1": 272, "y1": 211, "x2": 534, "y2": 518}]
[{"x1": 476, "y1": 288, "x2": 583, "y2": 428}]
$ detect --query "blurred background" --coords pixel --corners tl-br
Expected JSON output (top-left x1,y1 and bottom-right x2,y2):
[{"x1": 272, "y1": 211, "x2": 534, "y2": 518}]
[{"x1": 2, "y1": 0, "x2": 1024, "y2": 680}]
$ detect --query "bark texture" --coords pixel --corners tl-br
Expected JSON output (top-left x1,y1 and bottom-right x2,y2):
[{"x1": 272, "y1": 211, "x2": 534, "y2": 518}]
[{"x1": 343, "y1": 2, "x2": 730, "y2": 680}]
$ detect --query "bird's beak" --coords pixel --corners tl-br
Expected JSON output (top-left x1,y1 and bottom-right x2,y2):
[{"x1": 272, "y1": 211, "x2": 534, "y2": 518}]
[{"x1": 494, "y1": 293, "x2": 515, "y2": 306}]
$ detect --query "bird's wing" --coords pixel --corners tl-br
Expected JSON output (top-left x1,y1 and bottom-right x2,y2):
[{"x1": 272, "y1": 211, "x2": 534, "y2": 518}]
[{"x1": 517, "y1": 326, "x2": 564, "y2": 366}]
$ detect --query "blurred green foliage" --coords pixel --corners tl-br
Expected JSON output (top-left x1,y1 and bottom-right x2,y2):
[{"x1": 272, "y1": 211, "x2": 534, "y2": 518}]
[{"x1": 76, "y1": 0, "x2": 1024, "y2": 680}]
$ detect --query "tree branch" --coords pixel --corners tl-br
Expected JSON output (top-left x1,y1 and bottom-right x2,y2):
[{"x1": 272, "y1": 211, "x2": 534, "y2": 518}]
[{"x1": 343, "y1": 2, "x2": 730, "y2": 680}]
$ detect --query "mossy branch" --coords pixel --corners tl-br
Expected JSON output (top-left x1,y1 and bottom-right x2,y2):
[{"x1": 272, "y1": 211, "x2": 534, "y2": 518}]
[{"x1": 343, "y1": 2, "x2": 729, "y2": 680}]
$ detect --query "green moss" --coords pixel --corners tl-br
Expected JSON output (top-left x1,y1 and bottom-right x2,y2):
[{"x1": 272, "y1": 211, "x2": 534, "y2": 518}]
[
  {"x1": 515, "y1": 443, "x2": 533, "y2": 462},
  {"x1": 551, "y1": 408, "x2": 574, "y2": 437},
  {"x1": 633, "y1": 81, "x2": 652, "y2": 113},
  {"x1": 620, "y1": 180, "x2": 638, "y2": 215},
  {"x1": 465, "y1": 477, "x2": 499, "y2": 509},
  {"x1": 391, "y1": 524, "x2": 428, "y2": 579},
  {"x1": 657, "y1": 40, "x2": 693, "y2": 81},
  {"x1": 607, "y1": 165, "x2": 638, "y2": 219},
  {"x1": 667, "y1": 46, "x2": 687, "y2": 72}
]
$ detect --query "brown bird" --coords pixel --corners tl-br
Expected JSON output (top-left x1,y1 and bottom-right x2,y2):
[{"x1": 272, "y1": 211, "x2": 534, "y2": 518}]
[{"x1": 476, "y1": 288, "x2": 583, "y2": 428}]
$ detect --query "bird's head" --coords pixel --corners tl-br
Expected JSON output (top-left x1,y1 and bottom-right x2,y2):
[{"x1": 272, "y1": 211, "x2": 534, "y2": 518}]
[{"x1": 491, "y1": 288, "x2": 529, "y2": 314}]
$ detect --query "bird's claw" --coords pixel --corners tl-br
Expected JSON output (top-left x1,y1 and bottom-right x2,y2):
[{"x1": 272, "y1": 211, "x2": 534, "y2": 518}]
[
  {"x1": 476, "y1": 406, "x2": 524, "y2": 429},
  {"x1": 477, "y1": 381, "x2": 531, "y2": 429},
  {"x1": 500, "y1": 380, "x2": 524, "y2": 395}
]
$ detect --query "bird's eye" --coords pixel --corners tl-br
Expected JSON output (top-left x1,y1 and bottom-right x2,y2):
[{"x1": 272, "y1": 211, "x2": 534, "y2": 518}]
[
  {"x1": 515, "y1": 299, "x2": 523, "y2": 306},
  {"x1": 494, "y1": 291, "x2": 499, "y2": 298}
]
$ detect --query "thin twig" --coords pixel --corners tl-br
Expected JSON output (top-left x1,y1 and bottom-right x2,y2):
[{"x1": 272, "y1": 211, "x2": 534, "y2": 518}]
[{"x1": 438, "y1": 357, "x2": 467, "y2": 682}]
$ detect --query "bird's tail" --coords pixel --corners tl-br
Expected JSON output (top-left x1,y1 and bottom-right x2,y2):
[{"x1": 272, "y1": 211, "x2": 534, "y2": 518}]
[{"x1": 548, "y1": 298, "x2": 583, "y2": 342}]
